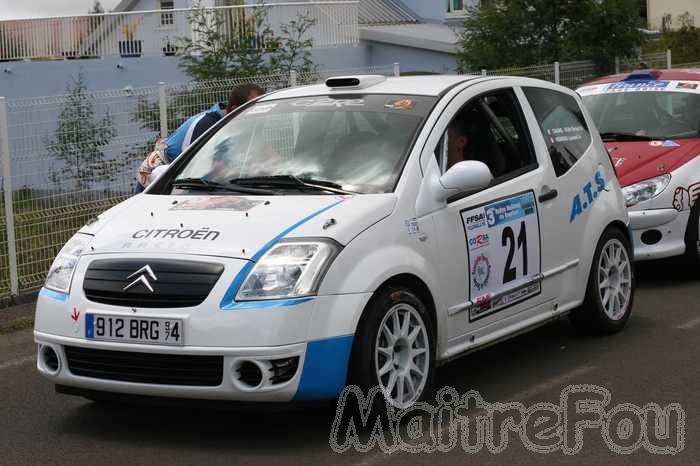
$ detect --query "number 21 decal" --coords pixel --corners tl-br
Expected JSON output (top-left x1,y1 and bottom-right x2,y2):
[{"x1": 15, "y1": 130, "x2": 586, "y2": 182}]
[
  {"x1": 462, "y1": 192, "x2": 542, "y2": 322},
  {"x1": 502, "y1": 221, "x2": 528, "y2": 284}
]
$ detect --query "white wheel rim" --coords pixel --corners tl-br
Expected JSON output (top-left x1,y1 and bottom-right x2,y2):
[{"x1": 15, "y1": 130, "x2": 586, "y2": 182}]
[
  {"x1": 598, "y1": 239, "x2": 632, "y2": 321},
  {"x1": 374, "y1": 303, "x2": 430, "y2": 409}
]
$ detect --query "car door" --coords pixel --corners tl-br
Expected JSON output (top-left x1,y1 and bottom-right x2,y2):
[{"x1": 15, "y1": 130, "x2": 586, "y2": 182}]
[
  {"x1": 417, "y1": 82, "x2": 566, "y2": 346},
  {"x1": 519, "y1": 85, "x2": 599, "y2": 307}
]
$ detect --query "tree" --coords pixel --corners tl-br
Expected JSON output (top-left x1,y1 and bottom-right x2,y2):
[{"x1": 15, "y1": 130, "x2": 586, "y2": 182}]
[
  {"x1": 644, "y1": 13, "x2": 700, "y2": 64},
  {"x1": 177, "y1": 1, "x2": 318, "y2": 81},
  {"x1": 457, "y1": 0, "x2": 644, "y2": 72},
  {"x1": 268, "y1": 14, "x2": 317, "y2": 77},
  {"x1": 46, "y1": 72, "x2": 116, "y2": 191}
]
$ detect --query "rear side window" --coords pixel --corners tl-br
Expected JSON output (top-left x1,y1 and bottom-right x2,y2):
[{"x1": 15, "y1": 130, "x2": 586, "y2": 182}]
[{"x1": 524, "y1": 87, "x2": 592, "y2": 177}]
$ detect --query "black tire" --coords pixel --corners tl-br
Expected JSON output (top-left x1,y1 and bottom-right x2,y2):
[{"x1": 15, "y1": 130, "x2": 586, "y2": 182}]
[
  {"x1": 570, "y1": 227, "x2": 635, "y2": 335},
  {"x1": 684, "y1": 202, "x2": 700, "y2": 265},
  {"x1": 347, "y1": 286, "x2": 436, "y2": 412}
]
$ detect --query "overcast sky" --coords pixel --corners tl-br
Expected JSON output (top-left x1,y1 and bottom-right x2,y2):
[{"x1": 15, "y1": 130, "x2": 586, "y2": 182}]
[{"x1": 0, "y1": 0, "x2": 122, "y2": 20}]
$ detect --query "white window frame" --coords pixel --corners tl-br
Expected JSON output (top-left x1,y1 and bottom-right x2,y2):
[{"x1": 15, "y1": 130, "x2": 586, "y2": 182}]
[
  {"x1": 160, "y1": 0, "x2": 175, "y2": 27},
  {"x1": 446, "y1": 0, "x2": 468, "y2": 18}
]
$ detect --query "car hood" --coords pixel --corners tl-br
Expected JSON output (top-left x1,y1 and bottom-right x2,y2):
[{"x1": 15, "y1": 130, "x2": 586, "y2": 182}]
[
  {"x1": 80, "y1": 194, "x2": 396, "y2": 259},
  {"x1": 605, "y1": 139, "x2": 700, "y2": 187}
]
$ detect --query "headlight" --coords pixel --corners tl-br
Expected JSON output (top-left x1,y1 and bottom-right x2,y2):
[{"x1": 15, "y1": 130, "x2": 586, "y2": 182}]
[
  {"x1": 622, "y1": 174, "x2": 671, "y2": 207},
  {"x1": 235, "y1": 239, "x2": 341, "y2": 301},
  {"x1": 45, "y1": 233, "x2": 92, "y2": 294}
]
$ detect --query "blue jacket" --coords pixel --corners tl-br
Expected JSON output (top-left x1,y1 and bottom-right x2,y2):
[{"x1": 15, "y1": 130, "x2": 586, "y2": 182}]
[
  {"x1": 135, "y1": 103, "x2": 225, "y2": 193},
  {"x1": 164, "y1": 103, "x2": 226, "y2": 161}
]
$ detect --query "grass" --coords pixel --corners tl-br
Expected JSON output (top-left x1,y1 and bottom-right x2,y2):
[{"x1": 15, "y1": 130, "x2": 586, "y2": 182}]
[{"x1": 0, "y1": 316, "x2": 34, "y2": 334}]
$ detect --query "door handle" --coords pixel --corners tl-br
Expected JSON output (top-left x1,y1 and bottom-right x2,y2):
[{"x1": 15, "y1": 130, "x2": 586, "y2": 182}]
[{"x1": 538, "y1": 188, "x2": 558, "y2": 203}]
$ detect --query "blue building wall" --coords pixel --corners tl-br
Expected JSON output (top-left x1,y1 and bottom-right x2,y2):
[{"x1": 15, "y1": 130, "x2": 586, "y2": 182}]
[{"x1": 366, "y1": 41, "x2": 457, "y2": 74}]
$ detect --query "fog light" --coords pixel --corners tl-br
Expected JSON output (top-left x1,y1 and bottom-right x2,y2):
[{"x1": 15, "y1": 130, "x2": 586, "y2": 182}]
[
  {"x1": 641, "y1": 229, "x2": 662, "y2": 245},
  {"x1": 235, "y1": 360, "x2": 263, "y2": 388},
  {"x1": 39, "y1": 345, "x2": 60, "y2": 375}
]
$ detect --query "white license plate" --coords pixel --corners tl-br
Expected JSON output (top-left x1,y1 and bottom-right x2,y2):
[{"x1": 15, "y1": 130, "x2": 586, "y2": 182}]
[{"x1": 85, "y1": 314, "x2": 184, "y2": 346}]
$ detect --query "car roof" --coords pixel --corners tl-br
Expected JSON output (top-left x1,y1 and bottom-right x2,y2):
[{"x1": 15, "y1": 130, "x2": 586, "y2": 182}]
[
  {"x1": 584, "y1": 68, "x2": 700, "y2": 86},
  {"x1": 260, "y1": 75, "x2": 483, "y2": 100}
]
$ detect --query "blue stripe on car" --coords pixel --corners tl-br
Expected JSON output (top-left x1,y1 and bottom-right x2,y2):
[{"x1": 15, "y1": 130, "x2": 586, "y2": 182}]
[
  {"x1": 219, "y1": 200, "x2": 345, "y2": 310},
  {"x1": 222, "y1": 297, "x2": 314, "y2": 310},
  {"x1": 293, "y1": 335, "x2": 354, "y2": 401},
  {"x1": 39, "y1": 288, "x2": 68, "y2": 302}
]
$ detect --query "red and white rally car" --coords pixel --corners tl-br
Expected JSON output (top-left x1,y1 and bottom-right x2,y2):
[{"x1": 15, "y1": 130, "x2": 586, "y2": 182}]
[{"x1": 578, "y1": 70, "x2": 700, "y2": 263}]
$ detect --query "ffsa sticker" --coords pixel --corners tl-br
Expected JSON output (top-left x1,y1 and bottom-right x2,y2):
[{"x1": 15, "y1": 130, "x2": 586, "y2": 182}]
[{"x1": 461, "y1": 192, "x2": 542, "y2": 322}]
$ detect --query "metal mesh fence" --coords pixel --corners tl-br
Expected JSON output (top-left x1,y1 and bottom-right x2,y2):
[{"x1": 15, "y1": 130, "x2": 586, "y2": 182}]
[
  {"x1": 0, "y1": 65, "x2": 395, "y2": 297},
  {"x1": 2, "y1": 55, "x2": 700, "y2": 300}
]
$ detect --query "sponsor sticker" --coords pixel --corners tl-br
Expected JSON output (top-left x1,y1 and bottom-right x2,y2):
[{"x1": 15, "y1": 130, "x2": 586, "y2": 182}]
[
  {"x1": 607, "y1": 80, "x2": 670, "y2": 92},
  {"x1": 385, "y1": 98, "x2": 415, "y2": 110},
  {"x1": 245, "y1": 103, "x2": 277, "y2": 115},
  {"x1": 292, "y1": 98, "x2": 364, "y2": 108},
  {"x1": 673, "y1": 183, "x2": 700, "y2": 211},
  {"x1": 462, "y1": 192, "x2": 541, "y2": 322},
  {"x1": 404, "y1": 218, "x2": 420, "y2": 236},
  {"x1": 662, "y1": 140, "x2": 681, "y2": 148},
  {"x1": 570, "y1": 171, "x2": 606, "y2": 223},
  {"x1": 650, "y1": 141, "x2": 663, "y2": 147},
  {"x1": 676, "y1": 82, "x2": 698, "y2": 90},
  {"x1": 472, "y1": 254, "x2": 491, "y2": 292}
]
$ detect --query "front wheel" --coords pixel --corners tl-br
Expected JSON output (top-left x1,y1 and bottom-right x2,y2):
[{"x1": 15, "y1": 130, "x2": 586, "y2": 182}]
[
  {"x1": 570, "y1": 228, "x2": 635, "y2": 334},
  {"x1": 348, "y1": 287, "x2": 435, "y2": 410}
]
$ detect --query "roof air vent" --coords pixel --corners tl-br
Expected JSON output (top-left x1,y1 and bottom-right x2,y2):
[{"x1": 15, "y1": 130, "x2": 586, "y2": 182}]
[{"x1": 326, "y1": 75, "x2": 387, "y2": 90}]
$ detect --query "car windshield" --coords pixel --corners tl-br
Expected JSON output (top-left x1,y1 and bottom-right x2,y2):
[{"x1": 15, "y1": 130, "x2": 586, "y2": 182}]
[
  {"x1": 172, "y1": 94, "x2": 437, "y2": 194},
  {"x1": 582, "y1": 90, "x2": 700, "y2": 140}
]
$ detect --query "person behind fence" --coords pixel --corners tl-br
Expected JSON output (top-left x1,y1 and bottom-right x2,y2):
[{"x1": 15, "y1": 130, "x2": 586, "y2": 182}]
[{"x1": 135, "y1": 83, "x2": 265, "y2": 192}]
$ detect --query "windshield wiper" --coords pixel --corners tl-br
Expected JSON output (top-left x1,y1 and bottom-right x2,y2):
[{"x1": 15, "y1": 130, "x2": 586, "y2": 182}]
[
  {"x1": 172, "y1": 177, "x2": 274, "y2": 195},
  {"x1": 599, "y1": 132, "x2": 653, "y2": 142},
  {"x1": 230, "y1": 175, "x2": 356, "y2": 195}
]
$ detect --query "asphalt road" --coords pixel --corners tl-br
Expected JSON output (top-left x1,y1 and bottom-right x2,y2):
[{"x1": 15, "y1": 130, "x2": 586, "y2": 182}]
[{"x1": 1, "y1": 258, "x2": 698, "y2": 465}]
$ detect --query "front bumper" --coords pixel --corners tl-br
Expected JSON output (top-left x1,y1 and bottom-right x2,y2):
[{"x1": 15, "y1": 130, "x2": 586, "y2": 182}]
[
  {"x1": 628, "y1": 208, "x2": 690, "y2": 261},
  {"x1": 34, "y1": 331, "x2": 354, "y2": 402},
  {"x1": 34, "y1": 252, "x2": 372, "y2": 402}
]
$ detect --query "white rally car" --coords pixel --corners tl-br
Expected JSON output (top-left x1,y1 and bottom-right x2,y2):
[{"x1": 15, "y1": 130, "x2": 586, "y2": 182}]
[
  {"x1": 578, "y1": 69, "x2": 700, "y2": 263},
  {"x1": 35, "y1": 75, "x2": 634, "y2": 409}
]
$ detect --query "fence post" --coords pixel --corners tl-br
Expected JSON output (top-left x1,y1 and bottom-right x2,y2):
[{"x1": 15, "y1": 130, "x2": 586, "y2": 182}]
[
  {"x1": 393, "y1": 62, "x2": 400, "y2": 77},
  {"x1": 666, "y1": 49, "x2": 672, "y2": 69},
  {"x1": 158, "y1": 82, "x2": 168, "y2": 139},
  {"x1": 615, "y1": 56, "x2": 620, "y2": 74},
  {"x1": 554, "y1": 61, "x2": 560, "y2": 85},
  {"x1": 481, "y1": 69, "x2": 487, "y2": 76},
  {"x1": 289, "y1": 70, "x2": 298, "y2": 87},
  {"x1": 0, "y1": 97, "x2": 19, "y2": 296}
]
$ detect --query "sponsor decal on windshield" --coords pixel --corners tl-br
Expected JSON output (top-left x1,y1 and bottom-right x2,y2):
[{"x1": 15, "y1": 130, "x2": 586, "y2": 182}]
[
  {"x1": 677, "y1": 82, "x2": 698, "y2": 90},
  {"x1": 292, "y1": 98, "x2": 365, "y2": 108},
  {"x1": 170, "y1": 196, "x2": 262, "y2": 212},
  {"x1": 607, "y1": 80, "x2": 670, "y2": 92},
  {"x1": 245, "y1": 103, "x2": 277, "y2": 115},
  {"x1": 385, "y1": 98, "x2": 415, "y2": 110}
]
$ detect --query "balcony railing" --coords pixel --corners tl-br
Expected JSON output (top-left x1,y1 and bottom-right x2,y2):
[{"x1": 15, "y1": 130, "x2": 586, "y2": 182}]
[{"x1": 0, "y1": 1, "x2": 359, "y2": 61}]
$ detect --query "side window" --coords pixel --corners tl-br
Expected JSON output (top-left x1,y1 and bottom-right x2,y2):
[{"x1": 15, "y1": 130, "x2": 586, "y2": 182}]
[
  {"x1": 523, "y1": 87, "x2": 592, "y2": 177},
  {"x1": 435, "y1": 89, "x2": 537, "y2": 182}
]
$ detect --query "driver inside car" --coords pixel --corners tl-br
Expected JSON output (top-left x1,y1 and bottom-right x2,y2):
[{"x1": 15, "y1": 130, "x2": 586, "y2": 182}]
[{"x1": 446, "y1": 107, "x2": 508, "y2": 177}]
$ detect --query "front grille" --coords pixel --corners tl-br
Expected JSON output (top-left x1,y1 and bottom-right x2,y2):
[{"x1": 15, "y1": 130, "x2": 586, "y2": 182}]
[
  {"x1": 83, "y1": 259, "x2": 224, "y2": 308},
  {"x1": 64, "y1": 346, "x2": 223, "y2": 386}
]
